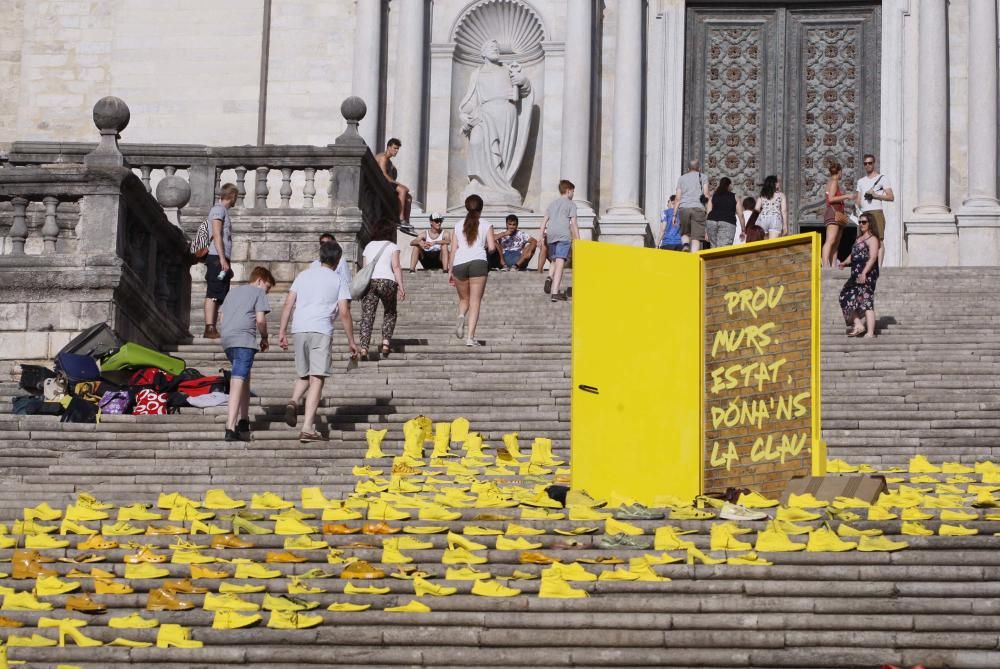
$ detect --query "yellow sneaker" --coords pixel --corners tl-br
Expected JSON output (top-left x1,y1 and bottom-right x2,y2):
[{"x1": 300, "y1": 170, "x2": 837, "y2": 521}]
[
  {"x1": 755, "y1": 524, "x2": 806, "y2": 552},
  {"x1": 496, "y1": 536, "x2": 542, "y2": 550},
  {"x1": 776, "y1": 507, "x2": 821, "y2": 522},
  {"x1": 413, "y1": 575, "x2": 456, "y2": 597},
  {"x1": 203, "y1": 489, "x2": 245, "y2": 510},
  {"x1": 384, "y1": 600, "x2": 432, "y2": 613},
  {"x1": 212, "y1": 610, "x2": 262, "y2": 629},
  {"x1": 157, "y1": 493, "x2": 200, "y2": 510},
  {"x1": 940, "y1": 509, "x2": 978, "y2": 521},
  {"x1": 709, "y1": 524, "x2": 753, "y2": 551},
  {"x1": 471, "y1": 579, "x2": 520, "y2": 597},
  {"x1": 901, "y1": 521, "x2": 934, "y2": 536},
  {"x1": 857, "y1": 536, "x2": 909, "y2": 552},
  {"x1": 235, "y1": 563, "x2": 282, "y2": 579},
  {"x1": 442, "y1": 547, "x2": 488, "y2": 565},
  {"x1": 826, "y1": 459, "x2": 859, "y2": 473},
  {"x1": 108, "y1": 612, "x2": 159, "y2": 629},
  {"x1": 445, "y1": 567, "x2": 491, "y2": 581},
  {"x1": 124, "y1": 563, "x2": 170, "y2": 579},
  {"x1": 805, "y1": 525, "x2": 857, "y2": 552},
  {"x1": 737, "y1": 491, "x2": 779, "y2": 509},
  {"x1": 203, "y1": 592, "x2": 260, "y2": 612},
  {"x1": 605, "y1": 518, "x2": 644, "y2": 536},
  {"x1": 521, "y1": 507, "x2": 565, "y2": 520},
  {"x1": 787, "y1": 493, "x2": 828, "y2": 508},
  {"x1": 627, "y1": 557, "x2": 670, "y2": 582},
  {"x1": 909, "y1": 455, "x2": 942, "y2": 474},
  {"x1": 219, "y1": 582, "x2": 266, "y2": 594},
  {"x1": 654, "y1": 526, "x2": 695, "y2": 551},
  {"x1": 25, "y1": 534, "x2": 69, "y2": 549},
  {"x1": 939, "y1": 523, "x2": 978, "y2": 536},
  {"x1": 836, "y1": 523, "x2": 882, "y2": 538},
  {"x1": 538, "y1": 571, "x2": 588, "y2": 598},
  {"x1": 900, "y1": 507, "x2": 934, "y2": 521},
  {"x1": 250, "y1": 492, "x2": 295, "y2": 510},
  {"x1": 327, "y1": 602, "x2": 372, "y2": 612},
  {"x1": 155, "y1": 623, "x2": 203, "y2": 648},
  {"x1": 23, "y1": 503, "x2": 62, "y2": 521},
  {"x1": 867, "y1": 506, "x2": 898, "y2": 521},
  {"x1": 116, "y1": 505, "x2": 162, "y2": 522},
  {"x1": 568, "y1": 505, "x2": 610, "y2": 521},
  {"x1": 274, "y1": 517, "x2": 318, "y2": 536},
  {"x1": 65, "y1": 504, "x2": 109, "y2": 522}
]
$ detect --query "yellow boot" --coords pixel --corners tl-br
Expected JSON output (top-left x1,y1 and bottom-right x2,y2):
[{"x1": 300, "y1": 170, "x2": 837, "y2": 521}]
[
  {"x1": 365, "y1": 428, "x2": 389, "y2": 459},
  {"x1": 502, "y1": 432, "x2": 522, "y2": 459},
  {"x1": 450, "y1": 417, "x2": 470, "y2": 443},
  {"x1": 431, "y1": 423, "x2": 452, "y2": 458},
  {"x1": 156, "y1": 623, "x2": 203, "y2": 648}
]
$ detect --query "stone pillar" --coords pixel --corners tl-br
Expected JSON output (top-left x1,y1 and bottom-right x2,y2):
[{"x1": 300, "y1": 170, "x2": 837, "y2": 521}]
[
  {"x1": 388, "y1": 0, "x2": 427, "y2": 209},
  {"x1": 351, "y1": 0, "x2": 384, "y2": 149},
  {"x1": 424, "y1": 43, "x2": 455, "y2": 213},
  {"x1": 956, "y1": 0, "x2": 1000, "y2": 265},
  {"x1": 912, "y1": 0, "x2": 950, "y2": 216},
  {"x1": 602, "y1": 0, "x2": 649, "y2": 245},
  {"x1": 560, "y1": 0, "x2": 594, "y2": 212}
]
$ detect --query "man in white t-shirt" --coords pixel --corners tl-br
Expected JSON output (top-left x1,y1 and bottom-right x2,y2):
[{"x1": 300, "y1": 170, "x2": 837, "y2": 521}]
[
  {"x1": 278, "y1": 242, "x2": 357, "y2": 443},
  {"x1": 312, "y1": 233, "x2": 353, "y2": 314},
  {"x1": 855, "y1": 153, "x2": 894, "y2": 267}
]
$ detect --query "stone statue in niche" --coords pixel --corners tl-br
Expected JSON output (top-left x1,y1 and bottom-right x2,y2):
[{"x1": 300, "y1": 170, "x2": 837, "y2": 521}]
[{"x1": 459, "y1": 39, "x2": 534, "y2": 206}]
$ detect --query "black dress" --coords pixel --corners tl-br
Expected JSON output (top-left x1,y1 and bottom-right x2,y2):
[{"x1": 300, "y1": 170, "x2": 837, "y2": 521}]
[{"x1": 839, "y1": 237, "x2": 879, "y2": 324}]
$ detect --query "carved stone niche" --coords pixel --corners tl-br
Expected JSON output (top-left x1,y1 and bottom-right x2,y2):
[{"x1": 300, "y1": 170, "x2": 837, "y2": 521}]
[{"x1": 449, "y1": 0, "x2": 546, "y2": 212}]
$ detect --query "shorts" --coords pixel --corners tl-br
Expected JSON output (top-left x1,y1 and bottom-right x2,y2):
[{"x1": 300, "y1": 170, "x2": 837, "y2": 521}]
[
  {"x1": 503, "y1": 249, "x2": 524, "y2": 267},
  {"x1": 419, "y1": 249, "x2": 443, "y2": 270},
  {"x1": 679, "y1": 208, "x2": 707, "y2": 240},
  {"x1": 548, "y1": 240, "x2": 571, "y2": 260},
  {"x1": 453, "y1": 259, "x2": 488, "y2": 280},
  {"x1": 205, "y1": 254, "x2": 232, "y2": 302},
  {"x1": 759, "y1": 214, "x2": 784, "y2": 235},
  {"x1": 225, "y1": 346, "x2": 256, "y2": 380},
  {"x1": 865, "y1": 209, "x2": 886, "y2": 241},
  {"x1": 294, "y1": 332, "x2": 332, "y2": 378},
  {"x1": 658, "y1": 244, "x2": 684, "y2": 251},
  {"x1": 706, "y1": 219, "x2": 737, "y2": 249}
]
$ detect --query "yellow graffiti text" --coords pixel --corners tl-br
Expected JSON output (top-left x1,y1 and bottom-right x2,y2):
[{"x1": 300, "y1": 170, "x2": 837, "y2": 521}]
[
  {"x1": 709, "y1": 358, "x2": 788, "y2": 394},
  {"x1": 710, "y1": 322, "x2": 776, "y2": 358},
  {"x1": 724, "y1": 285, "x2": 786, "y2": 319},
  {"x1": 749, "y1": 433, "x2": 808, "y2": 465},
  {"x1": 710, "y1": 441, "x2": 740, "y2": 472},
  {"x1": 711, "y1": 398, "x2": 770, "y2": 430}
]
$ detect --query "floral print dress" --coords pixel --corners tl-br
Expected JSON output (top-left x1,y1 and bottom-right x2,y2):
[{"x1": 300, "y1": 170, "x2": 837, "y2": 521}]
[{"x1": 839, "y1": 237, "x2": 879, "y2": 324}]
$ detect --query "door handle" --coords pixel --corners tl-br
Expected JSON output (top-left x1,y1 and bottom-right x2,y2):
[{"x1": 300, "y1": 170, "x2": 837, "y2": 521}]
[{"x1": 577, "y1": 384, "x2": 599, "y2": 395}]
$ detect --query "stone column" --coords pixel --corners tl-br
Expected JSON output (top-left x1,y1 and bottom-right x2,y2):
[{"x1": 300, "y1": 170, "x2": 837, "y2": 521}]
[
  {"x1": 424, "y1": 43, "x2": 455, "y2": 214},
  {"x1": 351, "y1": 0, "x2": 384, "y2": 149},
  {"x1": 956, "y1": 0, "x2": 1000, "y2": 264},
  {"x1": 912, "y1": 0, "x2": 950, "y2": 216},
  {"x1": 389, "y1": 0, "x2": 427, "y2": 208},
  {"x1": 607, "y1": 0, "x2": 643, "y2": 216},
  {"x1": 560, "y1": 0, "x2": 594, "y2": 212}
]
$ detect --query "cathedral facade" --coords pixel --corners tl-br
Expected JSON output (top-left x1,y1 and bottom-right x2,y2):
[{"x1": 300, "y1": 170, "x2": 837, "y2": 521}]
[{"x1": 1, "y1": 0, "x2": 998, "y2": 265}]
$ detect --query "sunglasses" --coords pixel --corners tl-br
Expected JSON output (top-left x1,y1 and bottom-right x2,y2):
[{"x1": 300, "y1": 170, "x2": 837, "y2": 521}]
[
  {"x1": 859, "y1": 219, "x2": 870, "y2": 224},
  {"x1": 863, "y1": 161, "x2": 874, "y2": 165}
]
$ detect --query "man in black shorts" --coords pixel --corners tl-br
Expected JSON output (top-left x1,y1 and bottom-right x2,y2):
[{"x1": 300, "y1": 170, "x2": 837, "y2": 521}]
[
  {"x1": 409, "y1": 213, "x2": 450, "y2": 272},
  {"x1": 203, "y1": 183, "x2": 239, "y2": 339}
]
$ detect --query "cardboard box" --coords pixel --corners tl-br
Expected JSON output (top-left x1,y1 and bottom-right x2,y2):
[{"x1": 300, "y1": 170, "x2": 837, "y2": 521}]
[{"x1": 780, "y1": 475, "x2": 888, "y2": 505}]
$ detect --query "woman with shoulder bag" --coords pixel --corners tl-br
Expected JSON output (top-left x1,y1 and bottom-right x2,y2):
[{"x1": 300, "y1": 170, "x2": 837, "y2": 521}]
[
  {"x1": 822, "y1": 161, "x2": 853, "y2": 268},
  {"x1": 358, "y1": 221, "x2": 405, "y2": 359}
]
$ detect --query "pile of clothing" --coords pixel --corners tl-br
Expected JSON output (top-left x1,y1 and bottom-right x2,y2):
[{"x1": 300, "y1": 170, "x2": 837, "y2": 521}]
[{"x1": 11, "y1": 323, "x2": 229, "y2": 423}]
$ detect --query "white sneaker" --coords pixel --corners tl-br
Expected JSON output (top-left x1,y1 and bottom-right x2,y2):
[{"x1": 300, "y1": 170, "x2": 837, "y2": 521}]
[
  {"x1": 719, "y1": 502, "x2": 768, "y2": 522},
  {"x1": 456, "y1": 314, "x2": 466, "y2": 340},
  {"x1": 465, "y1": 338, "x2": 481, "y2": 347}
]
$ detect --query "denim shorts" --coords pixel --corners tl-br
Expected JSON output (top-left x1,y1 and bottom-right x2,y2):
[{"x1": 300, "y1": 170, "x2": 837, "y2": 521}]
[
  {"x1": 225, "y1": 347, "x2": 256, "y2": 380},
  {"x1": 503, "y1": 250, "x2": 523, "y2": 267},
  {"x1": 548, "y1": 240, "x2": 571, "y2": 260}
]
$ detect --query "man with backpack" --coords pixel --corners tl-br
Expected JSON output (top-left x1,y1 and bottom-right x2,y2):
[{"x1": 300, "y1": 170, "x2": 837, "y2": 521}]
[{"x1": 202, "y1": 183, "x2": 239, "y2": 339}]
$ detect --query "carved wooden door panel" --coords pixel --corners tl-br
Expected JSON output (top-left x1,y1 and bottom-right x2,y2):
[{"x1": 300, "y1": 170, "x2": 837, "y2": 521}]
[{"x1": 683, "y1": 4, "x2": 881, "y2": 232}]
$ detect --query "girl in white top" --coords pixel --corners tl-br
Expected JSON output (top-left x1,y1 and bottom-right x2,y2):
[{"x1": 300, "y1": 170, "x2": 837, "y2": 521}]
[
  {"x1": 358, "y1": 223, "x2": 405, "y2": 358},
  {"x1": 448, "y1": 194, "x2": 497, "y2": 347},
  {"x1": 755, "y1": 174, "x2": 788, "y2": 239}
]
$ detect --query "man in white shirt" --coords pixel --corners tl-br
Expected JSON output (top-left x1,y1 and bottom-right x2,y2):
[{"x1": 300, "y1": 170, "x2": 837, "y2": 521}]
[
  {"x1": 856, "y1": 153, "x2": 894, "y2": 267},
  {"x1": 313, "y1": 233, "x2": 353, "y2": 310},
  {"x1": 278, "y1": 242, "x2": 357, "y2": 443}
]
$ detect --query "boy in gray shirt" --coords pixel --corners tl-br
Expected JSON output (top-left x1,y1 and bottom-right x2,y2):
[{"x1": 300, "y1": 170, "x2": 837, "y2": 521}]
[
  {"x1": 219, "y1": 266, "x2": 276, "y2": 442},
  {"x1": 540, "y1": 179, "x2": 580, "y2": 301}
]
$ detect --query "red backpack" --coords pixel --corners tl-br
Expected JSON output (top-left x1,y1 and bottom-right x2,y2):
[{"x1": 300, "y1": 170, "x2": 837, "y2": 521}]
[{"x1": 176, "y1": 375, "x2": 223, "y2": 398}]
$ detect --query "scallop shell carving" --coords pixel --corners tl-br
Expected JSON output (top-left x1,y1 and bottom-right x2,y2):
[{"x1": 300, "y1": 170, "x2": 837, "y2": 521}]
[{"x1": 453, "y1": 0, "x2": 546, "y2": 66}]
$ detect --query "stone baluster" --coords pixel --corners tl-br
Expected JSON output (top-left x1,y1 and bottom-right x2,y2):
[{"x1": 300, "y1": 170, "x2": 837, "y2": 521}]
[
  {"x1": 303, "y1": 168, "x2": 316, "y2": 208},
  {"x1": 163, "y1": 165, "x2": 176, "y2": 177},
  {"x1": 42, "y1": 196, "x2": 59, "y2": 254},
  {"x1": 140, "y1": 165, "x2": 153, "y2": 193},
  {"x1": 561, "y1": 0, "x2": 594, "y2": 210},
  {"x1": 235, "y1": 167, "x2": 248, "y2": 208},
  {"x1": 9, "y1": 196, "x2": 28, "y2": 255},
  {"x1": 913, "y1": 0, "x2": 950, "y2": 216},
  {"x1": 255, "y1": 167, "x2": 269, "y2": 208},
  {"x1": 280, "y1": 168, "x2": 293, "y2": 208}
]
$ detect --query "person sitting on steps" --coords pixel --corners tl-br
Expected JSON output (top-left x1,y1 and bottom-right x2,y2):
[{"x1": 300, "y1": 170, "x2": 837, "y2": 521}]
[
  {"x1": 495, "y1": 214, "x2": 537, "y2": 271},
  {"x1": 409, "y1": 213, "x2": 450, "y2": 273},
  {"x1": 375, "y1": 138, "x2": 413, "y2": 232}
]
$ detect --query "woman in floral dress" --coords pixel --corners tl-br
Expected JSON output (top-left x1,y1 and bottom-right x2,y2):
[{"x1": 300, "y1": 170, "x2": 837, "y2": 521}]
[{"x1": 838, "y1": 215, "x2": 880, "y2": 337}]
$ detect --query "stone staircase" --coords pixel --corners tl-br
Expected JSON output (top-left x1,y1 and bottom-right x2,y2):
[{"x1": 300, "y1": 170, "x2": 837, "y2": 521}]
[{"x1": 0, "y1": 263, "x2": 998, "y2": 668}]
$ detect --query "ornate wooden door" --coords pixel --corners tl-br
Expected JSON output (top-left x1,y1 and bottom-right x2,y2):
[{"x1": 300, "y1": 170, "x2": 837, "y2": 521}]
[{"x1": 683, "y1": 4, "x2": 881, "y2": 231}]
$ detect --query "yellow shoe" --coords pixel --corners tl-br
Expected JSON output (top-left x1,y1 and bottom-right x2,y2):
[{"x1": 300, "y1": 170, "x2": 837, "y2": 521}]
[
  {"x1": 910, "y1": 475, "x2": 941, "y2": 484},
  {"x1": 203, "y1": 592, "x2": 260, "y2": 612},
  {"x1": 271, "y1": 508, "x2": 317, "y2": 521},
  {"x1": 108, "y1": 636, "x2": 153, "y2": 648},
  {"x1": 495, "y1": 536, "x2": 542, "y2": 550},
  {"x1": 826, "y1": 458, "x2": 859, "y2": 473},
  {"x1": 380, "y1": 545, "x2": 413, "y2": 564},
  {"x1": 521, "y1": 507, "x2": 565, "y2": 520},
  {"x1": 250, "y1": 492, "x2": 294, "y2": 510},
  {"x1": 300, "y1": 487, "x2": 336, "y2": 510},
  {"x1": 13, "y1": 519, "x2": 57, "y2": 535},
  {"x1": 709, "y1": 525, "x2": 753, "y2": 551},
  {"x1": 539, "y1": 571, "x2": 588, "y2": 598},
  {"x1": 157, "y1": 492, "x2": 199, "y2": 510},
  {"x1": 203, "y1": 489, "x2": 245, "y2": 510},
  {"x1": 65, "y1": 504, "x2": 109, "y2": 522},
  {"x1": 685, "y1": 546, "x2": 725, "y2": 565},
  {"x1": 94, "y1": 579, "x2": 134, "y2": 595},
  {"x1": 108, "y1": 612, "x2": 159, "y2": 629},
  {"x1": 737, "y1": 491, "x2": 779, "y2": 509},
  {"x1": 605, "y1": 518, "x2": 644, "y2": 536},
  {"x1": 627, "y1": 557, "x2": 670, "y2": 582},
  {"x1": 645, "y1": 552, "x2": 684, "y2": 565},
  {"x1": 124, "y1": 545, "x2": 167, "y2": 564},
  {"x1": 274, "y1": 517, "x2": 319, "y2": 536},
  {"x1": 76, "y1": 492, "x2": 112, "y2": 510},
  {"x1": 442, "y1": 547, "x2": 488, "y2": 565},
  {"x1": 805, "y1": 525, "x2": 857, "y2": 552},
  {"x1": 900, "y1": 508, "x2": 934, "y2": 521},
  {"x1": 368, "y1": 501, "x2": 411, "y2": 521},
  {"x1": 166, "y1": 504, "x2": 213, "y2": 522},
  {"x1": 654, "y1": 527, "x2": 695, "y2": 551},
  {"x1": 568, "y1": 505, "x2": 610, "y2": 521},
  {"x1": 447, "y1": 532, "x2": 486, "y2": 551},
  {"x1": 413, "y1": 575, "x2": 456, "y2": 596},
  {"x1": 501, "y1": 432, "x2": 523, "y2": 459},
  {"x1": 858, "y1": 536, "x2": 909, "y2": 552},
  {"x1": 939, "y1": 523, "x2": 978, "y2": 536},
  {"x1": 836, "y1": 523, "x2": 882, "y2": 538},
  {"x1": 267, "y1": 609, "x2": 323, "y2": 629},
  {"x1": 831, "y1": 496, "x2": 871, "y2": 509},
  {"x1": 25, "y1": 534, "x2": 69, "y2": 549},
  {"x1": 445, "y1": 567, "x2": 491, "y2": 581},
  {"x1": 6, "y1": 633, "x2": 59, "y2": 646},
  {"x1": 867, "y1": 506, "x2": 898, "y2": 521},
  {"x1": 597, "y1": 568, "x2": 640, "y2": 581},
  {"x1": 327, "y1": 601, "x2": 372, "y2": 612},
  {"x1": 116, "y1": 504, "x2": 161, "y2": 521},
  {"x1": 212, "y1": 610, "x2": 262, "y2": 629},
  {"x1": 101, "y1": 521, "x2": 144, "y2": 536},
  {"x1": 125, "y1": 563, "x2": 170, "y2": 579},
  {"x1": 385, "y1": 599, "x2": 431, "y2": 613},
  {"x1": 219, "y1": 582, "x2": 266, "y2": 594},
  {"x1": 755, "y1": 524, "x2": 806, "y2": 552},
  {"x1": 284, "y1": 535, "x2": 328, "y2": 550},
  {"x1": 669, "y1": 507, "x2": 715, "y2": 520},
  {"x1": 776, "y1": 507, "x2": 821, "y2": 522},
  {"x1": 288, "y1": 577, "x2": 326, "y2": 595},
  {"x1": 190, "y1": 565, "x2": 231, "y2": 579},
  {"x1": 726, "y1": 551, "x2": 773, "y2": 566},
  {"x1": 787, "y1": 493, "x2": 828, "y2": 508},
  {"x1": 344, "y1": 582, "x2": 390, "y2": 595},
  {"x1": 385, "y1": 536, "x2": 432, "y2": 550},
  {"x1": 940, "y1": 509, "x2": 978, "y2": 521},
  {"x1": 188, "y1": 519, "x2": 226, "y2": 535},
  {"x1": 365, "y1": 428, "x2": 389, "y2": 459},
  {"x1": 23, "y1": 503, "x2": 62, "y2": 521},
  {"x1": 901, "y1": 521, "x2": 934, "y2": 536},
  {"x1": 1, "y1": 591, "x2": 52, "y2": 611},
  {"x1": 549, "y1": 562, "x2": 596, "y2": 582},
  {"x1": 156, "y1": 623, "x2": 203, "y2": 648},
  {"x1": 471, "y1": 579, "x2": 520, "y2": 597},
  {"x1": 170, "y1": 550, "x2": 216, "y2": 565},
  {"x1": 235, "y1": 563, "x2": 282, "y2": 579},
  {"x1": 464, "y1": 525, "x2": 503, "y2": 536},
  {"x1": 322, "y1": 506, "x2": 363, "y2": 521},
  {"x1": 59, "y1": 519, "x2": 97, "y2": 536},
  {"x1": 909, "y1": 455, "x2": 942, "y2": 473},
  {"x1": 554, "y1": 526, "x2": 600, "y2": 536}
]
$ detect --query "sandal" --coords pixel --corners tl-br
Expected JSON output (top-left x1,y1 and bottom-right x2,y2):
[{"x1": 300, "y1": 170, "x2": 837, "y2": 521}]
[
  {"x1": 847, "y1": 326, "x2": 866, "y2": 338},
  {"x1": 358, "y1": 347, "x2": 369, "y2": 360},
  {"x1": 380, "y1": 342, "x2": 391, "y2": 357}
]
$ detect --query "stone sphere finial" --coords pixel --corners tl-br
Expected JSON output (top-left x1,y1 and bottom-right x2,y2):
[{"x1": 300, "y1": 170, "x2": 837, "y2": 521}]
[
  {"x1": 92, "y1": 96, "x2": 130, "y2": 135},
  {"x1": 341, "y1": 96, "x2": 367, "y2": 124},
  {"x1": 155, "y1": 175, "x2": 192, "y2": 209}
]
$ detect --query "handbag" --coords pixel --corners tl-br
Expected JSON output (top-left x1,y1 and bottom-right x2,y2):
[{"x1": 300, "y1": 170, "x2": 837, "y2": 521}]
[
  {"x1": 133, "y1": 388, "x2": 167, "y2": 416},
  {"x1": 350, "y1": 242, "x2": 389, "y2": 300},
  {"x1": 834, "y1": 209, "x2": 849, "y2": 225}
]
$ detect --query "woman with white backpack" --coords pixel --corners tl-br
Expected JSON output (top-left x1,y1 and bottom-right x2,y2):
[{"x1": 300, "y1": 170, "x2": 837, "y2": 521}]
[{"x1": 357, "y1": 221, "x2": 406, "y2": 359}]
